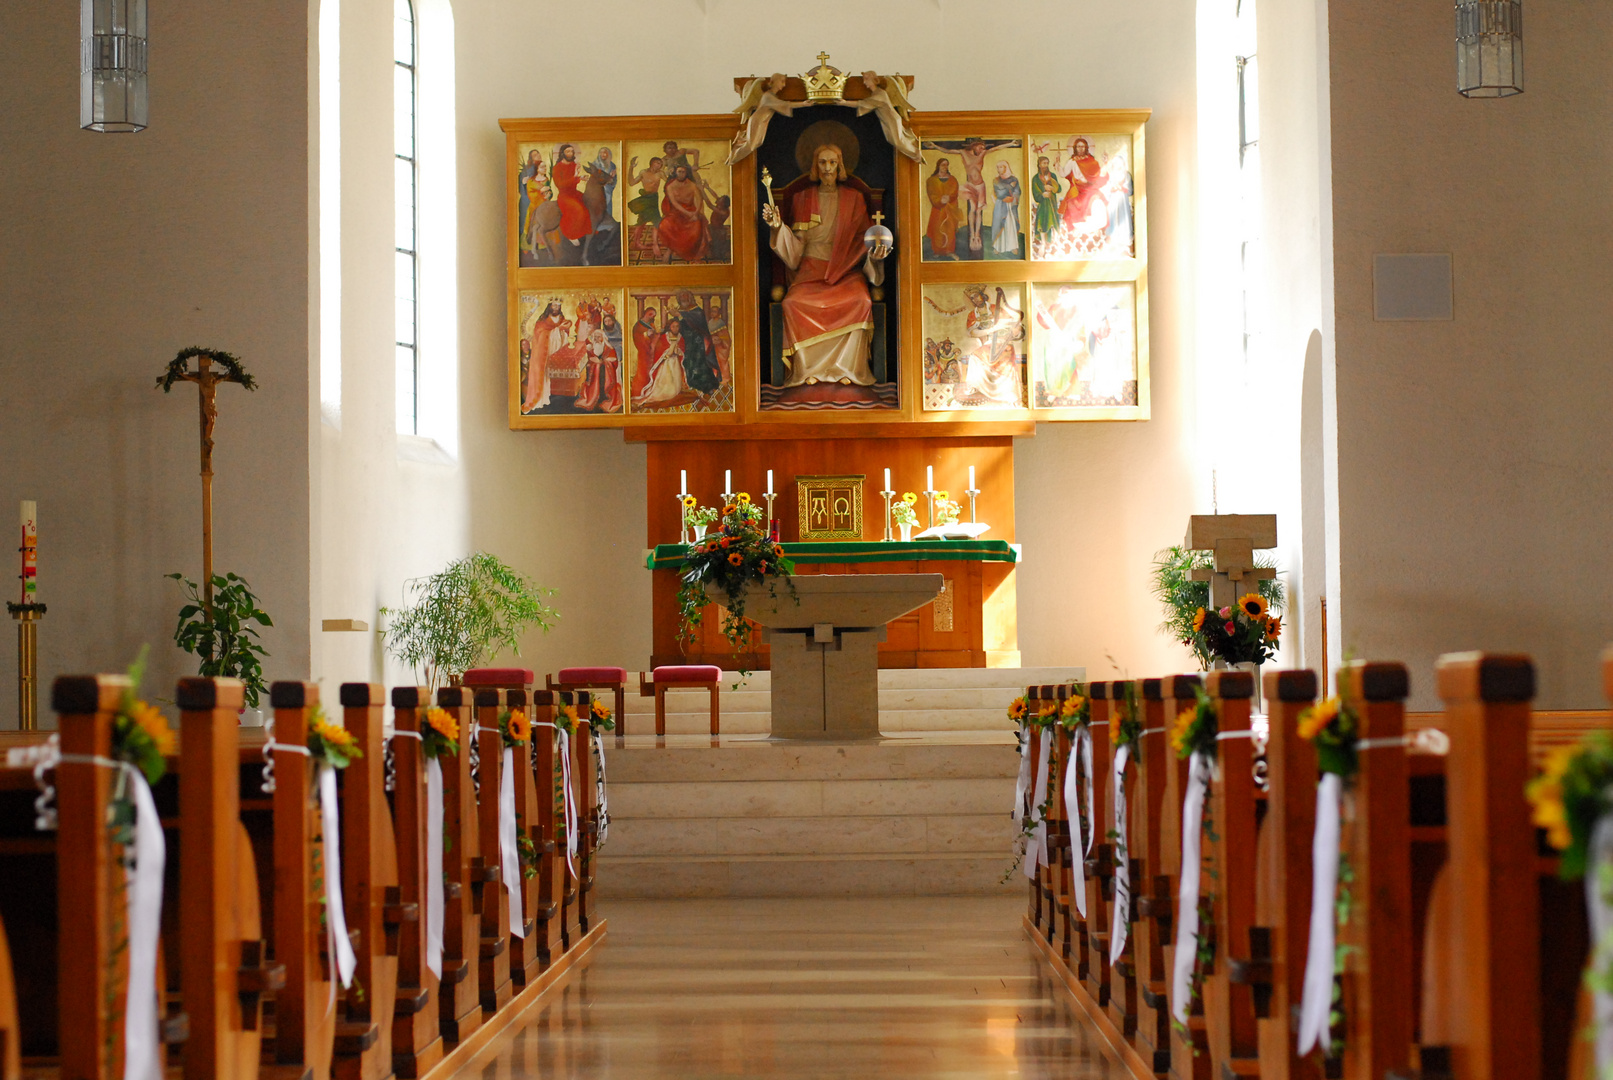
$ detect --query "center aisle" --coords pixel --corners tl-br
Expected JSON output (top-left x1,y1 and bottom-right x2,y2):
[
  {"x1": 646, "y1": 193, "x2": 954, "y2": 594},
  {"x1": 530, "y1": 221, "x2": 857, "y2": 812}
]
[{"x1": 464, "y1": 896, "x2": 1115, "y2": 1078}]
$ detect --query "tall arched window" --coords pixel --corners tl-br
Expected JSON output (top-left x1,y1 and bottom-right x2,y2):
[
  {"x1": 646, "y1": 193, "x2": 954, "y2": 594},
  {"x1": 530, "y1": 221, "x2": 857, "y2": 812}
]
[{"x1": 394, "y1": 0, "x2": 418, "y2": 434}]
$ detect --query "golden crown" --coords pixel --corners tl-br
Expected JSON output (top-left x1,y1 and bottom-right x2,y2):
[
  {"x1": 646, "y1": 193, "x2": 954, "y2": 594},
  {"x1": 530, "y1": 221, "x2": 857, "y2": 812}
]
[{"x1": 803, "y1": 52, "x2": 848, "y2": 101}]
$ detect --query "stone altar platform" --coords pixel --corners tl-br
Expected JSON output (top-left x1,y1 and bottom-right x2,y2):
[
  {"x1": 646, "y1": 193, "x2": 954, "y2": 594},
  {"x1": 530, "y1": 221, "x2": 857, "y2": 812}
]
[{"x1": 597, "y1": 665, "x2": 1084, "y2": 898}]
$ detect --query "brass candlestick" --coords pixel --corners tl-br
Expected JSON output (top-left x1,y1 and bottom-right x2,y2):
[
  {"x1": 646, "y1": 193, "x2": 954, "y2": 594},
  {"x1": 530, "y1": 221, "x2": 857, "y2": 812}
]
[
  {"x1": 9, "y1": 605, "x2": 42, "y2": 731},
  {"x1": 764, "y1": 492, "x2": 776, "y2": 535},
  {"x1": 676, "y1": 493, "x2": 693, "y2": 545},
  {"x1": 880, "y1": 489, "x2": 895, "y2": 541},
  {"x1": 966, "y1": 487, "x2": 981, "y2": 524},
  {"x1": 922, "y1": 488, "x2": 937, "y2": 530}
]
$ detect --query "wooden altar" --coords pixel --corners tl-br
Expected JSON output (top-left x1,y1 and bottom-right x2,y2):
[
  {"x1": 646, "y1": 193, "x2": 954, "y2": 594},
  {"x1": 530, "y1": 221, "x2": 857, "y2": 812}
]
[{"x1": 644, "y1": 436, "x2": 1020, "y2": 669}]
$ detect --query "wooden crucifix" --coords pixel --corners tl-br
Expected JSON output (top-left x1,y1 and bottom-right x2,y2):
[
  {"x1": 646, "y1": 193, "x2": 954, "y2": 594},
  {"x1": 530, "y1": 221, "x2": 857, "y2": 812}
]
[
  {"x1": 157, "y1": 348, "x2": 256, "y2": 618},
  {"x1": 1184, "y1": 514, "x2": 1277, "y2": 612}
]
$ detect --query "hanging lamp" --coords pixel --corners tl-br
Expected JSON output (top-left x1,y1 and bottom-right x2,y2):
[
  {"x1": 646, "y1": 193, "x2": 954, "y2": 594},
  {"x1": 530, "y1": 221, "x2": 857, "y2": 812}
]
[
  {"x1": 1456, "y1": 0, "x2": 1523, "y2": 98},
  {"x1": 81, "y1": 0, "x2": 148, "y2": 131}
]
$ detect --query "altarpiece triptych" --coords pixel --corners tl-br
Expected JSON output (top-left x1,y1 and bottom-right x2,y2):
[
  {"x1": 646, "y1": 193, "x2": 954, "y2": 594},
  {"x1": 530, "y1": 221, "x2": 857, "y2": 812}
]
[{"x1": 502, "y1": 72, "x2": 1149, "y2": 431}]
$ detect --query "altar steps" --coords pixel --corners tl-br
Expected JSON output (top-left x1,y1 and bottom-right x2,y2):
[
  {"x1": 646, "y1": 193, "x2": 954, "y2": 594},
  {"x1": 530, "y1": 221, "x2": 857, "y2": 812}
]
[
  {"x1": 617, "y1": 665, "x2": 1084, "y2": 736},
  {"x1": 598, "y1": 666, "x2": 1083, "y2": 899}
]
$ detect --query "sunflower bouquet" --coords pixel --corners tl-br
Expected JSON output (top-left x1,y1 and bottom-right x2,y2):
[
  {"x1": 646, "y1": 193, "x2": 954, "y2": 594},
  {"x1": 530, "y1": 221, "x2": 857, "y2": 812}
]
[
  {"x1": 681, "y1": 494, "x2": 719, "y2": 536},
  {"x1": 1060, "y1": 686, "x2": 1091, "y2": 731},
  {"x1": 1185, "y1": 593, "x2": 1282, "y2": 669},
  {"x1": 675, "y1": 493, "x2": 797, "y2": 652},
  {"x1": 421, "y1": 706, "x2": 460, "y2": 759},
  {"x1": 1296, "y1": 694, "x2": 1361, "y2": 779},
  {"x1": 110, "y1": 650, "x2": 175, "y2": 786},
  {"x1": 1170, "y1": 687, "x2": 1219, "y2": 761},
  {"x1": 933, "y1": 491, "x2": 962, "y2": 527},
  {"x1": 588, "y1": 698, "x2": 616, "y2": 732},
  {"x1": 555, "y1": 701, "x2": 580, "y2": 735},
  {"x1": 1528, "y1": 735, "x2": 1613, "y2": 880},
  {"x1": 497, "y1": 707, "x2": 531, "y2": 748},
  {"x1": 1007, "y1": 694, "x2": 1031, "y2": 726},
  {"x1": 891, "y1": 492, "x2": 920, "y2": 530},
  {"x1": 307, "y1": 704, "x2": 361, "y2": 769},
  {"x1": 1110, "y1": 681, "x2": 1143, "y2": 750},
  {"x1": 1150, "y1": 545, "x2": 1284, "y2": 669}
]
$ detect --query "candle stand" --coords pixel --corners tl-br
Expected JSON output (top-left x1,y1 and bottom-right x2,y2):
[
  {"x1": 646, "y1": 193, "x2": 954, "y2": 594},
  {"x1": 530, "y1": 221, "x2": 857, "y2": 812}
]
[
  {"x1": 764, "y1": 493, "x2": 777, "y2": 538},
  {"x1": 922, "y1": 488, "x2": 937, "y2": 530},
  {"x1": 677, "y1": 494, "x2": 693, "y2": 546},
  {"x1": 966, "y1": 486, "x2": 981, "y2": 525},
  {"x1": 880, "y1": 489, "x2": 895, "y2": 541},
  {"x1": 8, "y1": 603, "x2": 43, "y2": 731}
]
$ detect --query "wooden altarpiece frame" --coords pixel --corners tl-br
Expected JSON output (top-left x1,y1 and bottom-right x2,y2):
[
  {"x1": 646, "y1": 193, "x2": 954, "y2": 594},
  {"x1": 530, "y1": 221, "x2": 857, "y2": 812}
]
[{"x1": 500, "y1": 107, "x2": 1149, "y2": 431}]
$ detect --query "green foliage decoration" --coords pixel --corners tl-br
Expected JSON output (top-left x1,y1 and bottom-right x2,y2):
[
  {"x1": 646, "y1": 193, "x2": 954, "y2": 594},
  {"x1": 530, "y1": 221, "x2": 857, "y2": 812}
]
[
  {"x1": 381, "y1": 552, "x2": 558, "y2": 692},
  {"x1": 167, "y1": 571, "x2": 273, "y2": 707}
]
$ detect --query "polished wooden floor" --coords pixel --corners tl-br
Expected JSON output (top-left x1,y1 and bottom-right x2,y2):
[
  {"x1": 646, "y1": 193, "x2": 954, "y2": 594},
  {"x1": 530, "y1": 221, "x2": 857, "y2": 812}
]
[{"x1": 461, "y1": 896, "x2": 1114, "y2": 1078}]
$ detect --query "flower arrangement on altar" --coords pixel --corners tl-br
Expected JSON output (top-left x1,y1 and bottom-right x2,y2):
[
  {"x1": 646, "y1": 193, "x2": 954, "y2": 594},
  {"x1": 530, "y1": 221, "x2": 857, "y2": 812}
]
[
  {"x1": 421, "y1": 706, "x2": 460, "y2": 758},
  {"x1": 1151, "y1": 545, "x2": 1284, "y2": 669},
  {"x1": 681, "y1": 494, "x2": 719, "y2": 536},
  {"x1": 676, "y1": 494, "x2": 797, "y2": 652},
  {"x1": 934, "y1": 491, "x2": 962, "y2": 527},
  {"x1": 307, "y1": 704, "x2": 361, "y2": 769},
  {"x1": 896, "y1": 493, "x2": 922, "y2": 538}
]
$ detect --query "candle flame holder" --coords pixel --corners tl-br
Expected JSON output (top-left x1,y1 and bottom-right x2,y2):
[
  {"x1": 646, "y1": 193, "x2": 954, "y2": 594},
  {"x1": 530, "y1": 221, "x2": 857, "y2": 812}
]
[
  {"x1": 880, "y1": 489, "x2": 895, "y2": 541},
  {"x1": 966, "y1": 487, "x2": 981, "y2": 525}
]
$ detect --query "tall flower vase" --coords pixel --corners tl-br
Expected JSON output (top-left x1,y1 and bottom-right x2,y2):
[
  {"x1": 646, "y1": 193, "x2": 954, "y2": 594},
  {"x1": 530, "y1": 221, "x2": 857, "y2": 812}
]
[
  {"x1": 899, "y1": 523, "x2": 912, "y2": 543},
  {"x1": 1234, "y1": 661, "x2": 1263, "y2": 717}
]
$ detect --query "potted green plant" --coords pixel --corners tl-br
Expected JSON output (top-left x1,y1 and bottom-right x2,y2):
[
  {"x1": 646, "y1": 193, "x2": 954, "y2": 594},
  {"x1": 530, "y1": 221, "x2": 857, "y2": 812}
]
[
  {"x1": 167, "y1": 571, "x2": 273, "y2": 707},
  {"x1": 1149, "y1": 544, "x2": 1284, "y2": 671},
  {"x1": 381, "y1": 552, "x2": 558, "y2": 691}
]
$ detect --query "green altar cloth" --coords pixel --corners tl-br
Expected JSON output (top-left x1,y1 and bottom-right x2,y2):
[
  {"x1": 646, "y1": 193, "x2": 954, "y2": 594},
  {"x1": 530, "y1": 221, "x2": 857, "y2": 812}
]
[{"x1": 644, "y1": 539, "x2": 1020, "y2": 570}]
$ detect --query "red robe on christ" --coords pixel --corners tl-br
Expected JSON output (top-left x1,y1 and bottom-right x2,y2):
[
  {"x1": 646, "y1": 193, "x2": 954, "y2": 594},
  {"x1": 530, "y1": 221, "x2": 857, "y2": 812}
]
[
  {"x1": 777, "y1": 185, "x2": 875, "y2": 380},
  {"x1": 1059, "y1": 154, "x2": 1105, "y2": 228}
]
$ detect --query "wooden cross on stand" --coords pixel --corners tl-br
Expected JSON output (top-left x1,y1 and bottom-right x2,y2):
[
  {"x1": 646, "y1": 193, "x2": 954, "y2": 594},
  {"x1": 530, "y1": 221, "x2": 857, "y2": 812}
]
[
  {"x1": 157, "y1": 348, "x2": 256, "y2": 617},
  {"x1": 1184, "y1": 514, "x2": 1277, "y2": 612}
]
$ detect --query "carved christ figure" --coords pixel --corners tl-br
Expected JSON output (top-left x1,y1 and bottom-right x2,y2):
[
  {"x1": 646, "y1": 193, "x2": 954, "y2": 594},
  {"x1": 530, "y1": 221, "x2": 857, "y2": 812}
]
[{"x1": 762, "y1": 144, "x2": 890, "y2": 400}]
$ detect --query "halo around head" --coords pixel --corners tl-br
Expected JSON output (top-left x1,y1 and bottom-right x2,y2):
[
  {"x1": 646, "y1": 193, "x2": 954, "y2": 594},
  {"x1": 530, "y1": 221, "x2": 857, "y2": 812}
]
[{"x1": 794, "y1": 120, "x2": 860, "y2": 177}]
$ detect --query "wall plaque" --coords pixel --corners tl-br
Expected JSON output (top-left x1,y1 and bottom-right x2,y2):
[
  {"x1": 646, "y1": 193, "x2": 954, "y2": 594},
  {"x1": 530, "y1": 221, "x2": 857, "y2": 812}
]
[{"x1": 796, "y1": 475, "x2": 864, "y2": 540}]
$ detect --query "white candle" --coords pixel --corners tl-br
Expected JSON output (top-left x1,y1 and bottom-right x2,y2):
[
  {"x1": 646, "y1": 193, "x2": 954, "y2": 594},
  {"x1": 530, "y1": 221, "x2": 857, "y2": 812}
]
[
  {"x1": 725, "y1": 469, "x2": 732, "y2": 494},
  {"x1": 969, "y1": 465, "x2": 976, "y2": 490},
  {"x1": 884, "y1": 468, "x2": 891, "y2": 490},
  {"x1": 926, "y1": 466, "x2": 934, "y2": 491},
  {"x1": 766, "y1": 470, "x2": 774, "y2": 495},
  {"x1": 680, "y1": 470, "x2": 687, "y2": 496}
]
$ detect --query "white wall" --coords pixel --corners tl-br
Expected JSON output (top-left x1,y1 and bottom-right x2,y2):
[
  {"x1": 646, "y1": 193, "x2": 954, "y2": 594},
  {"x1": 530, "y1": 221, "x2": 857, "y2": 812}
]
[
  {"x1": 1326, "y1": 0, "x2": 1613, "y2": 708},
  {"x1": 452, "y1": 0, "x2": 1207, "y2": 679},
  {"x1": 0, "y1": 4, "x2": 313, "y2": 722}
]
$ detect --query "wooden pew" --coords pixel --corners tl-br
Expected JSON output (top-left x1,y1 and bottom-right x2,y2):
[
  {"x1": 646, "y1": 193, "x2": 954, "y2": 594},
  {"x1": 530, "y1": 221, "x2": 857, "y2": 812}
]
[
  {"x1": 1199, "y1": 670, "x2": 1261, "y2": 1080},
  {"x1": 1084, "y1": 682, "x2": 1115, "y2": 1012},
  {"x1": 1131, "y1": 677, "x2": 1176, "y2": 1076},
  {"x1": 432, "y1": 687, "x2": 482, "y2": 1046},
  {"x1": 387, "y1": 688, "x2": 443, "y2": 1080},
  {"x1": 1245, "y1": 669, "x2": 1322, "y2": 1080},
  {"x1": 471, "y1": 688, "x2": 514, "y2": 1015},
  {"x1": 529, "y1": 692, "x2": 566, "y2": 970},
  {"x1": 1028, "y1": 686, "x2": 1058, "y2": 944},
  {"x1": 1106, "y1": 683, "x2": 1139, "y2": 1044},
  {"x1": 264, "y1": 681, "x2": 335, "y2": 1080},
  {"x1": 504, "y1": 691, "x2": 546, "y2": 988},
  {"x1": 1418, "y1": 652, "x2": 1584, "y2": 1080},
  {"x1": 570, "y1": 696, "x2": 597, "y2": 937},
  {"x1": 1159, "y1": 673, "x2": 1208, "y2": 1080},
  {"x1": 335, "y1": 684, "x2": 401, "y2": 1080},
  {"x1": 1048, "y1": 686, "x2": 1077, "y2": 966}
]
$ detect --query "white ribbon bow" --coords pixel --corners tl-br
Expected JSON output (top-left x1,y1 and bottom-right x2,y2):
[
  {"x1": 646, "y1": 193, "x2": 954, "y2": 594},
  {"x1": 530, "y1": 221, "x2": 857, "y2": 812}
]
[
  {"x1": 1171, "y1": 749, "x2": 1212, "y2": 1023},
  {"x1": 319, "y1": 764, "x2": 358, "y2": 990},
  {"x1": 424, "y1": 756, "x2": 445, "y2": 979},
  {"x1": 1297, "y1": 771, "x2": 1343, "y2": 1053},
  {"x1": 123, "y1": 767, "x2": 165, "y2": 1080},
  {"x1": 1063, "y1": 727, "x2": 1090, "y2": 919},
  {"x1": 1023, "y1": 729, "x2": 1054, "y2": 879},
  {"x1": 1589, "y1": 815, "x2": 1613, "y2": 1075},
  {"x1": 497, "y1": 746, "x2": 525, "y2": 939},
  {"x1": 1110, "y1": 744, "x2": 1132, "y2": 965}
]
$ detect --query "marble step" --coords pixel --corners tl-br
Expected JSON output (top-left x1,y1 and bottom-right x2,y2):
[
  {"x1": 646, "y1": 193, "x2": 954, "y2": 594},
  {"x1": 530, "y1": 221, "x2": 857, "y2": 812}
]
[{"x1": 594, "y1": 854, "x2": 1018, "y2": 899}]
